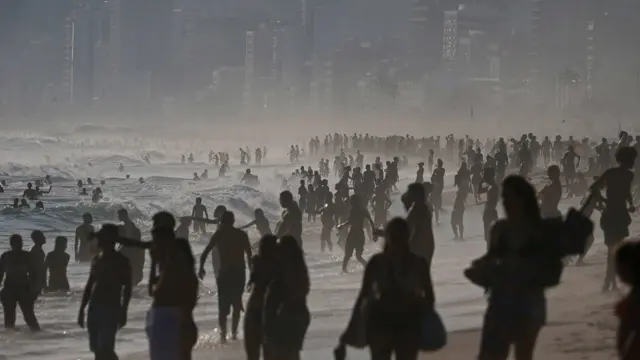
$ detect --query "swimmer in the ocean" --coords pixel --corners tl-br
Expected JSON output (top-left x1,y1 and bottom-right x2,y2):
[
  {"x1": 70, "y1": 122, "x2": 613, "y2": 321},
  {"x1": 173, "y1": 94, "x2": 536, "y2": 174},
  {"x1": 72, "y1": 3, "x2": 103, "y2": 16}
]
[
  {"x1": 11, "y1": 198, "x2": 19, "y2": 208},
  {"x1": 23, "y1": 182, "x2": 38, "y2": 200},
  {"x1": 35, "y1": 185, "x2": 51, "y2": 197},
  {"x1": 80, "y1": 187, "x2": 88, "y2": 196},
  {"x1": 118, "y1": 163, "x2": 124, "y2": 172},
  {"x1": 78, "y1": 180, "x2": 83, "y2": 188},
  {"x1": 35, "y1": 201, "x2": 44, "y2": 209},
  {"x1": 139, "y1": 177, "x2": 145, "y2": 184},
  {"x1": 193, "y1": 172, "x2": 200, "y2": 181},
  {"x1": 45, "y1": 175, "x2": 52, "y2": 185},
  {"x1": 201, "y1": 169, "x2": 208, "y2": 180},
  {"x1": 87, "y1": 178, "x2": 93, "y2": 186},
  {"x1": 92, "y1": 188, "x2": 103, "y2": 203}
]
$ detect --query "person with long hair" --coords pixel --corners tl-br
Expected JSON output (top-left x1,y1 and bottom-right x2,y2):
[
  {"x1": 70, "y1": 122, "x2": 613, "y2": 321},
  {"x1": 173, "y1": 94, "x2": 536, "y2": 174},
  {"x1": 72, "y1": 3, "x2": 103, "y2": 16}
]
[
  {"x1": 336, "y1": 217, "x2": 434, "y2": 360},
  {"x1": 263, "y1": 236, "x2": 310, "y2": 360},
  {"x1": 477, "y1": 175, "x2": 562, "y2": 360},
  {"x1": 244, "y1": 235, "x2": 279, "y2": 360},
  {"x1": 145, "y1": 224, "x2": 199, "y2": 360}
]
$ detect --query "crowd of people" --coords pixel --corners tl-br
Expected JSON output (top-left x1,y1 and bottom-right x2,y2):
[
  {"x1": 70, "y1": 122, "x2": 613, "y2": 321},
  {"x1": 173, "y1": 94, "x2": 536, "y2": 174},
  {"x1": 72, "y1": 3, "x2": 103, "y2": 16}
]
[{"x1": 0, "y1": 130, "x2": 639, "y2": 360}]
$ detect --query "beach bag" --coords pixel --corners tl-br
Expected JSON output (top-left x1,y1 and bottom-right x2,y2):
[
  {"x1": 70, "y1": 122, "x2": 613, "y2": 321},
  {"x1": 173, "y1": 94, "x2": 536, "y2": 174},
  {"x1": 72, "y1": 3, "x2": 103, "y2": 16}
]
[
  {"x1": 340, "y1": 293, "x2": 371, "y2": 348},
  {"x1": 420, "y1": 308, "x2": 447, "y2": 351}
]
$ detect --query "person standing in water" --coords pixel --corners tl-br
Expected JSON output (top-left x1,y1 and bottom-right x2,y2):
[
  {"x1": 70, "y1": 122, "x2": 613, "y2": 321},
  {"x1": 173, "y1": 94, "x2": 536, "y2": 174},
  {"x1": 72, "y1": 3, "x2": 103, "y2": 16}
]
[
  {"x1": 199, "y1": 211, "x2": 252, "y2": 343},
  {"x1": 78, "y1": 224, "x2": 132, "y2": 360},
  {"x1": 191, "y1": 197, "x2": 209, "y2": 234},
  {"x1": 276, "y1": 191, "x2": 303, "y2": 250},
  {"x1": 239, "y1": 208, "x2": 272, "y2": 237},
  {"x1": 29, "y1": 230, "x2": 47, "y2": 298},
  {"x1": 338, "y1": 195, "x2": 375, "y2": 272},
  {"x1": 117, "y1": 209, "x2": 145, "y2": 286},
  {"x1": 45, "y1": 236, "x2": 70, "y2": 292},
  {"x1": 76, "y1": 213, "x2": 97, "y2": 262},
  {"x1": 0, "y1": 234, "x2": 41, "y2": 331}
]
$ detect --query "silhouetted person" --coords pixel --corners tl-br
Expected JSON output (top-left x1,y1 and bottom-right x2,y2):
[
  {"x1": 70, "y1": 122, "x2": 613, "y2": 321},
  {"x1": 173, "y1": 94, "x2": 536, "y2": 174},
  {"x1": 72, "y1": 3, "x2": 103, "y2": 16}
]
[
  {"x1": 263, "y1": 236, "x2": 310, "y2": 360},
  {"x1": 45, "y1": 236, "x2": 70, "y2": 292},
  {"x1": 76, "y1": 212, "x2": 97, "y2": 262},
  {"x1": 244, "y1": 235, "x2": 278, "y2": 360},
  {"x1": 199, "y1": 211, "x2": 252, "y2": 343},
  {"x1": 29, "y1": 230, "x2": 47, "y2": 297},
  {"x1": 338, "y1": 195, "x2": 375, "y2": 272},
  {"x1": 78, "y1": 224, "x2": 132, "y2": 360},
  {"x1": 336, "y1": 218, "x2": 434, "y2": 360},
  {"x1": 0, "y1": 234, "x2": 41, "y2": 331},
  {"x1": 591, "y1": 146, "x2": 637, "y2": 292}
]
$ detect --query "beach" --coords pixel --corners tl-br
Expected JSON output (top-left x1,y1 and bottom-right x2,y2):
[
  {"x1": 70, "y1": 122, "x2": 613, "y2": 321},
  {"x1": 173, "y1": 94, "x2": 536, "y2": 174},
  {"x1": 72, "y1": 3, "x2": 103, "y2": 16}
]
[{"x1": 127, "y1": 225, "x2": 624, "y2": 360}]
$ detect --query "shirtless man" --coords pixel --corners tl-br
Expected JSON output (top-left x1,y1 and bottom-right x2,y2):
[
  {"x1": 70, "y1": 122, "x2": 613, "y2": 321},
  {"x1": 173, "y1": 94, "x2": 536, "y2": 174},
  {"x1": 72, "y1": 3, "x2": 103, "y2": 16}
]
[
  {"x1": 76, "y1": 213, "x2": 97, "y2": 262},
  {"x1": 0, "y1": 234, "x2": 41, "y2": 331},
  {"x1": 275, "y1": 191, "x2": 303, "y2": 249},
  {"x1": 199, "y1": 211, "x2": 252, "y2": 343},
  {"x1": 191, "y1": 197, "x2": 209, "y2": 234},
  {"x1": 117, "y1": 209, "x2": 144, "y2": 286},
  {"x1": 405, "y1": 183, "x2": 435, "y2": 267},
  {"x1": 78, "y1": 224, "x2": 132, "y2": 360},
  {"x1": 591, "y1": 146, "x2": 637, "y2": 292}
]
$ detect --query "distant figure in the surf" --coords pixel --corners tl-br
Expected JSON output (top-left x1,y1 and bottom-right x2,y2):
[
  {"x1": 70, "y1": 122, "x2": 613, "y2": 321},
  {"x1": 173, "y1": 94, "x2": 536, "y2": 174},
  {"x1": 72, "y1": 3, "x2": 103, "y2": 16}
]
[
  {"x1": 193, "y1": 172, "x2": 200, "y2": 181},
  {"x1": 87, "y1": 177, "x2": 94, "y2": 186},
  {"x1": 188, "y1": 153, "x2": 194, "y2": 163},
  {"x1": 45, "y1": 236, "x2": 70, "y2": 292},
  {"x1": 240, "y1": 148, "x2": 249, "y2": 165},
  {"x1": 201, "y1": 169, "x2": 208, "y2": 180},
  {"x1": 91, "y1": 187, "x2": 103, "y2": 203},
  {"x1": 118, "y1": 163, "x2": 124, "y2": 172},
  {"x1": 23, "y1": 182, "x2": 38, "y2": 200},
  {"x1": 255, "y1": 147, "x2": 262, "y2": 165},
  {"x1": 35, "y1": 185, "x2": 52, "y2": 197},
  {"x1": 143, "y1": 154, "x2": 151, "y2": 164},
  {"x1": 11, "y1": 198, "x2": 19, "y2": 208},
  {"x1": 78, "y1": 180, "x2": 83, "y2": 188},
  {"x1": 20, "y1": 199, "x2": 30, "y2": 208},
  {"x1": 219, "y1": 162, "x2": 229, "y2": 177},
  {"x1": 80, "y1": 187, "x2": 88, "y2": 196},
  {"x1": 45, "y1": 175, "x2": 52, "y2": 185},
  {"x1": 181, "y1": 154, "x2": 186, "y2": 164},
  {"x1": 239, "y1": 208, "x2": 272, "y2": 238},
  {"x1": 139, "y1": 177, "x2": 145, "y2": 184},
  {"x1": 192, "y1": 197, "x2": 209, "y2": 234},
  {"x1": 241, "y1": 169, "x2": 259, "y2": 186},
  {"x1": 75, "y1": 213, "x2": 97, "y2": 262},
  {"x1": 35, "y1": 201, "x2": 44, "y2": 209}
]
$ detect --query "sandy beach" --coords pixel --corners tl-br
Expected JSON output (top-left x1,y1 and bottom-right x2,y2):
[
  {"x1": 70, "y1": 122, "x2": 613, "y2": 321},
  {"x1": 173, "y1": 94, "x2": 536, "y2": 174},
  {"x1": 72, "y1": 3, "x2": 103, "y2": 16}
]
[{"x1": 126, "y1": 236, "x2": 624, "y2": 360}]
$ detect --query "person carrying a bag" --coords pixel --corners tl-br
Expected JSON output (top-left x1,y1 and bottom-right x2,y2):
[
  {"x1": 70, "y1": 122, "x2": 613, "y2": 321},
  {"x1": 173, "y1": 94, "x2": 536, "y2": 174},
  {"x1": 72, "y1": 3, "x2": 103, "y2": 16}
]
[{"x1": 335, "y1": 217, "x2": 442, "y2": 360}]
